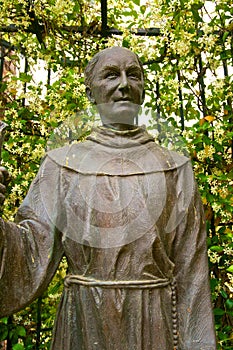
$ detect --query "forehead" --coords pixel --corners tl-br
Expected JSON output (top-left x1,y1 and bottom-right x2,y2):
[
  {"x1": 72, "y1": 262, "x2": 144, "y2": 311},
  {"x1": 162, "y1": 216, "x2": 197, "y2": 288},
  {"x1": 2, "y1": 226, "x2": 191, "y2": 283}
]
[{"x1": 95, "y1": 49, "x2": 142, "y2": 72}]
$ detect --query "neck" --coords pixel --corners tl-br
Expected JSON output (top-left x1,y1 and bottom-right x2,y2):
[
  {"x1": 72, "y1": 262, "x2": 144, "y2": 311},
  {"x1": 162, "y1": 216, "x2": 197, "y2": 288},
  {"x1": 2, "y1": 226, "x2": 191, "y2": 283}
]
[{"x1": 102, "y1": 123, "x2": 138, "y2": 131}]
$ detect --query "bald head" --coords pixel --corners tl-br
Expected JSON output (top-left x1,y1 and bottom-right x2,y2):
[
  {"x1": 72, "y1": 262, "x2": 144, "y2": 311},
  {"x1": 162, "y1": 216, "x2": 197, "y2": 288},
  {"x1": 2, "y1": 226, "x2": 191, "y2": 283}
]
[
  {"x1": 84, "y1": 46, "x2": 145, "y2": 127},
  {"x1": 85, "y1": 47, "x2": 144, "y2": 89}
]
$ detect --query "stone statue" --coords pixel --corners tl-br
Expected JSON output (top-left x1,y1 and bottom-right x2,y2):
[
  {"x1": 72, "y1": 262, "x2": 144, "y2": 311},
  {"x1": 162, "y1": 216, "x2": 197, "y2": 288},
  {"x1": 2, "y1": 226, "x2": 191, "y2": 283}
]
[{"x1": 0, "y1": 47, "x2": 216, "y2": 349}]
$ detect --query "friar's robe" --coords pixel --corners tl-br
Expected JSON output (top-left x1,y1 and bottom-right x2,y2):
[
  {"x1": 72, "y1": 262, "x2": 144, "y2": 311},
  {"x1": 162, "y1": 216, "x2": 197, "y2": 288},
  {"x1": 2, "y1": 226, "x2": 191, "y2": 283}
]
[{"x1": 0, "y1": 126, "x2": 216, "y2": 349}]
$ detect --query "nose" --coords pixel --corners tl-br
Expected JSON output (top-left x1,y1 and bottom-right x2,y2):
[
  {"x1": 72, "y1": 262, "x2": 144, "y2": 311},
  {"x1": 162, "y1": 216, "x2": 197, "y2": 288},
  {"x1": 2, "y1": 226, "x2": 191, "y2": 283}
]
[{"x1": 118, "y1": 71, "x2": 129, "y2": 91}]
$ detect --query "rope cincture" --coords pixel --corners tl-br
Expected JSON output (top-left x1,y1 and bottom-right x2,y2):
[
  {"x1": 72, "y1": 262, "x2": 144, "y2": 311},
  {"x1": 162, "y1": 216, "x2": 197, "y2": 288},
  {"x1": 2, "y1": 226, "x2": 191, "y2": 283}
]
[
  {"x1": 171, "y1": 279, "x2": 179, "y2": 350},
  {"x1": 64, "y1": 274, "x2": 171, "y2": 289},
  {"x1": 64, "y1": 274, "x2": 179, "y2": 348}
]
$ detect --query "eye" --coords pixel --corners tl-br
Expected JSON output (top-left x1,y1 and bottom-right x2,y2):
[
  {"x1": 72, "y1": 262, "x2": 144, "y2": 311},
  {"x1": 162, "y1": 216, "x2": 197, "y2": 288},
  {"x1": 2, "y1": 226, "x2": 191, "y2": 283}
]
[
  {"x1": 127, "y1": 71, "x2": 141, "y2": 80},
  {"x1": 129, "y1": 75, "x2": 139, "y2": 80},
  {"x1": 104, "y1": 71, "x2": 119, "y2": 79}
]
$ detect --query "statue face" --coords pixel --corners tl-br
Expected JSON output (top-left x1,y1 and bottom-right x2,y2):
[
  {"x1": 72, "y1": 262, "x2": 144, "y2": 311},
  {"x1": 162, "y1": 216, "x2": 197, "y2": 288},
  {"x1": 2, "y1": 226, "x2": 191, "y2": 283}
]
[{"x1": 86, "y1": 47, "x2": 145, "y2": 125}]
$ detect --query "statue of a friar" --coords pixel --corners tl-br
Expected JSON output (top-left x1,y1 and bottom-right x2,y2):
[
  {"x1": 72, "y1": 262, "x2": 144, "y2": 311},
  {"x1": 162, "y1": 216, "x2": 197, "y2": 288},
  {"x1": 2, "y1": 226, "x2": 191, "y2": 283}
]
[{"x1": 0, "y1": 47, "x2": 216, "y2": 349}]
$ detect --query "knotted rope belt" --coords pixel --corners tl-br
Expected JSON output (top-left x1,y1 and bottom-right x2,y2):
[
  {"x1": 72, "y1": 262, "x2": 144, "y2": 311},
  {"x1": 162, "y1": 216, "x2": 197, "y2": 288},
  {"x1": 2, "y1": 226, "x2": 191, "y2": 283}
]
[
  {"x1": 64, "y1": 274, "x2": 179, "y2": 349},
  {"x1": 64, "y1": 274, "x2": 171, "y2": 289}
]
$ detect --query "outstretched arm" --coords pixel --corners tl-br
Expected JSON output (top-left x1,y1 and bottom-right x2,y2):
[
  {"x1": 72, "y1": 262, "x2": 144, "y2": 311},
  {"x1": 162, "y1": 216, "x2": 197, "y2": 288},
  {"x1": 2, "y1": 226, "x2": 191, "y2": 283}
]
[{"x1": 0, "y1": 156, "x2": 64, "y2": 317}]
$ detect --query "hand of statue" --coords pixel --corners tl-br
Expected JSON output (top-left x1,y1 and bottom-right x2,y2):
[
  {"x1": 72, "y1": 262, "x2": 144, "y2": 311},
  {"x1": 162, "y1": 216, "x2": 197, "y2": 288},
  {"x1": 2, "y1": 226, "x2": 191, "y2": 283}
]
[{"x1": 0, "y1": 166, "x2": 10, "y2": 205}]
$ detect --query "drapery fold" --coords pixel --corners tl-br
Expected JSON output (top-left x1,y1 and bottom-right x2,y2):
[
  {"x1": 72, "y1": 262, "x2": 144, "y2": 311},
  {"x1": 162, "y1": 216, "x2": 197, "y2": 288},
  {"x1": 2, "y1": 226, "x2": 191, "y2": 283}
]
[{"x1": 0, "y1": 126, "x2": 216, "y2": 349}]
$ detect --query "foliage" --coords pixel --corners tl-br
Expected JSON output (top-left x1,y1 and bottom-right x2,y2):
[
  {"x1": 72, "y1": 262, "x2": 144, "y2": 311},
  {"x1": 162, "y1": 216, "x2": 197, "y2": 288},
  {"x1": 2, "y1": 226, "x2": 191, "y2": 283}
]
[{"x1": 0, "y1": 0, "x2": 232, "y2": 348}]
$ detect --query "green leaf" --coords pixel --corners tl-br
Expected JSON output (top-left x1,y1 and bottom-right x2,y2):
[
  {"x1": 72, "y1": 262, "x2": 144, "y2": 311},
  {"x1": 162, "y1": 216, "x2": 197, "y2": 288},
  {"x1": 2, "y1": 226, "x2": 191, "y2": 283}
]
[
  {"x1": 226, "y1": 299, "x2": 233, "y2": 310},
  {"x1": 132, "y1": 0, "x2": 140, "y2": 6},
  {"x1": 16, "y1": 326, "x2": 26, "y2": 337},
  {"x1": 12, "y1": 344, "x2": 24, "y2": 350},
  {"x1": 226, "y1": 265, "x2": 233, "y2": 273},
  {"x1": 213, "y1": 308, "x2": 225, "y2": 316},
  {"x1": 140, "y1": 5, "x2": 146, "y2": 14},
  {"x1": 191, "y1": 8, "x2": 202, "y2": 22},
  {"x1": 121, "y1": 11, "x2": 134, "y2": 17},
  {"x1": 209, "y1": 246, "x2": 223, "y2": 252},
  {"x1": 49, "y1": 281, "x2": 61, "y2": 295},
  {"x1": 19, "y1": 73, "x2": 32, "y2": 83},
  {"x1": 122, "y1": 39, "x2": 130, "y2": 48},
  {"x1": 222, "y1": 31, "x2": 229, "y2": 42},
  {"x1": 0, "y1": 317, "x2": 8, "y2": 325},
  {"x1": 210, "y1": 278, "x2": 219, "y2": 291},
  {"x1": 220, "y1": 290, "x2": 228, "y2": 299},
  {"x1": 0, "y1": 324, "x2": 8, "y2": 341}
]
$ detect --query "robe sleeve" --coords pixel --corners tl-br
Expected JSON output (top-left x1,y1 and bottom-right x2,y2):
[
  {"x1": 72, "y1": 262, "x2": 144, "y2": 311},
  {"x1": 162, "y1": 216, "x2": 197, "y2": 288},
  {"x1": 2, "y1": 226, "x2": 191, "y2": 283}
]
[
  {"x1": 171, "y1": 162, "x2": 217, "y2": 350},
  {"x1": 0, "y1": 156, "x2": 64, "y2": 317}
]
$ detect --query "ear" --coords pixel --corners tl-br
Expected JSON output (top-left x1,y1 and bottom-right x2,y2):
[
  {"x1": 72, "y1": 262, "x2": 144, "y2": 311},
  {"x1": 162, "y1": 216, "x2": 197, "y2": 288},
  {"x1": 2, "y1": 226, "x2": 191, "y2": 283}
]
[
  {"x1": 141, "y1": 89, "x2": 145, "y2": 105},
  {"x1": 86, "y1": 86, "x2": 96, "y2": 104}
]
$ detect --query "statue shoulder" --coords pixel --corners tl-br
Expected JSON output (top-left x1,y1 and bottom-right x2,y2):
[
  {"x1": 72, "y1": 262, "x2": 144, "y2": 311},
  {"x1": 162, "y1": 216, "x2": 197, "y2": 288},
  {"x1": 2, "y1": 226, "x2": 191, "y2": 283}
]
[
  {"x1": 45, "y1": 141, "x2": 92, "y2": 171},
  {"x1": 147, "y1": 141, "x2": 191, "y2": 172},
  {"x1": 44, "y1": 138, "x2": 191, "y2": 175}
]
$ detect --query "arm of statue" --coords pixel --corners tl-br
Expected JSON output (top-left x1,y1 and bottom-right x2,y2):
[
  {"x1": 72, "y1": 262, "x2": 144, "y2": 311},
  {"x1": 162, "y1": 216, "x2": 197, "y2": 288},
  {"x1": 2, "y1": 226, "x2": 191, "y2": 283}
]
[
  {"x1": 0, "y1": 156, "x2": 64, "y2": 317},
  {"x1": 172, "y1": 167, "x2": 217, "y2": 350},
  {"x1": 0, "y1": 166, "x2": 10, "y2": 206}
]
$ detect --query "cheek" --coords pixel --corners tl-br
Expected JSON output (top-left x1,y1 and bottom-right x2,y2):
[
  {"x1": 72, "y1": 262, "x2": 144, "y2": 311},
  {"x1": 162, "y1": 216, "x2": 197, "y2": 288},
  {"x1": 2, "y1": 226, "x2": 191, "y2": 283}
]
[
  {"x1": 92, "y1": 86, "x2": 106, "y2": 102},
  {"x1": 132, "y1": 85, "x2": 144, "y2": 102},
  {"x1": 92, "y1": 82, "x2": 115, "y2": 102}
]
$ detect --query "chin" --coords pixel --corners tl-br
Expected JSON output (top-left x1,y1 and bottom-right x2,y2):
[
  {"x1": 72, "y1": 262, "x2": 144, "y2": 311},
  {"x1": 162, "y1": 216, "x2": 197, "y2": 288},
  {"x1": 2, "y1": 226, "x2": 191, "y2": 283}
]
[{"x1": 98, "y1": 102, "x2": 140, "y2": 126}]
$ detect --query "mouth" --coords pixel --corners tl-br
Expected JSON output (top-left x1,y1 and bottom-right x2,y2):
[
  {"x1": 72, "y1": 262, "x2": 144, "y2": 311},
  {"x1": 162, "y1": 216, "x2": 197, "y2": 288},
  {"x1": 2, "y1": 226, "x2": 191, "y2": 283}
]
[{"x1": 114, "y1": 98, "x2": 131, "y2": 102}]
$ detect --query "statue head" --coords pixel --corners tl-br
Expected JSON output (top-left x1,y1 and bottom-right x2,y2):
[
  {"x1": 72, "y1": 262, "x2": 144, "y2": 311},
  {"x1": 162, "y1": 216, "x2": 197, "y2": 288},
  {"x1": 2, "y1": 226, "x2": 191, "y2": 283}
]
[{"x1": 85, "y1": 47, "x2": 145, "y2": 127}]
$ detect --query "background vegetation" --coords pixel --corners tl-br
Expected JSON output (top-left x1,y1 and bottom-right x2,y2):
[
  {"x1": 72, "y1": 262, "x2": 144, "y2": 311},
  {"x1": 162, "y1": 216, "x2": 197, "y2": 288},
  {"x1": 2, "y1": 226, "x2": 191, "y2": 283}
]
[{"x1": 0, "y1": 0, "x2": 232, "y2": 348}]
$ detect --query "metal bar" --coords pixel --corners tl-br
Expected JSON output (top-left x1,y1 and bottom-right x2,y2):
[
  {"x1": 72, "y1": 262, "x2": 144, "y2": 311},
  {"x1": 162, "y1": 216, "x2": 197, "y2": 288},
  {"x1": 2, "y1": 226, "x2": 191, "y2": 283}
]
[
  {"x1": 36, "y1": 296, "x2": 42, "y2": 350},
  {"x1": 230, "y1": 40, "x2": 233, "y2": 160},
  {"x1": 1, "y1": 25, "x2": 225, "y2": 38},
  {"x1": 0, "y1": 45, "x2": 5, "y2": 122},
  {"x1": 106, "y1": 28, "x2": 161, "y2": 36},
  {"x1": 177, "y1": 68, "x2": 184, "y2": 131},
  {"x1": 222, "y1": 56, "x2": 229, "y2": 77},
  {"x1": 155, "y1": 81, "x2": 161, "y2": 120},
  {"x1": 221, "y1": 40, "x2": 233, "y2": 159},
  {"x1": 155, "y1": 80, "x2": 162, "y2": 144},
  {"x1": 22, "y1": 57, "x2": 28, "y2": 107},
  {"x1": 0, "y1": 24, "x2": 161, "y2": 37},
  {"x1": 47, "y1": 66, "x2": 51, "y2": 86},
  {"x1": 198, "y1": 54, "x2": 207, "y2": 117},
  {"x1": 6, "y1": 316, "x2": 13, "y2": 349},
  {"x1": 0, "y1": 39, "x2": 13, "y2": 48},
  {"x1": 0, "y1": 45, "x2": 4, "y2": 83},
  {"x1": 101, "y1": 0, "x2": 108, "y2": 36},
  {"x1": 231, "y1": 35, "x2": 233, "y2": 67},
  {"x1": 197, "y1": 53, "x2": 215, "y2": 235}
]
